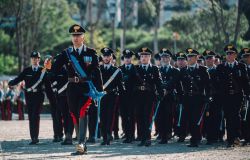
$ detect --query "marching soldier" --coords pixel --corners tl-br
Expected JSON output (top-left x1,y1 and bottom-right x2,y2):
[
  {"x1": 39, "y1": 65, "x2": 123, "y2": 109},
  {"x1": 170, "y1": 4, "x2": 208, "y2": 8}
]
[
  {"x1": 175, "y1": 52, "x2": 187, "y2": 69},
  {"x1": 203, "y1": 50, "x2": 224, "y2": 144},
  {"x1": 157, "y1": 48, "x2": 182, "y2": 144},
  {"x1": 8, "y1": 51, "x2": 47, "y2": 144},
  {"x1": 52, "y1": 65, "x2": 74, "y2": 145},
  {"x1": 216, "y1": 44, "x2": 250, "y2": 147},
  {"x1": 174, "y1": 52, "x2": 188, "y2": 141},
  {"x1": 100, "y1": 47, "x2": 124, "y2": 145},
  {"x1": 134, "y1": 47, "x2": 164, "y2": 147},
  {"x1": 179, "y1": 48, "x2": 211, "y2": 147},
  {"x1": 45, "y1": 55, "x2": 64, "y2": 143},
  {"x1": 119, "y1": 49, "x2": 137, "y2": 143},
  {"x1": 154, "y1": 53, "x2": 161, "y2": 67},
  {"x1": 49, "y1": 24, "x2": 103, "y2": 155},
  {"x1": 239, "y1": 48, "x2": 250, "y2": 146}
]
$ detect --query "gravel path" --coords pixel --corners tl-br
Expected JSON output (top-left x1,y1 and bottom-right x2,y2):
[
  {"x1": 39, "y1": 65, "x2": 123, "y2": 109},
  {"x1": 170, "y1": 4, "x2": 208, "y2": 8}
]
[{"x1": 0, "y1": 116, "x2": 250, "y2": 160}]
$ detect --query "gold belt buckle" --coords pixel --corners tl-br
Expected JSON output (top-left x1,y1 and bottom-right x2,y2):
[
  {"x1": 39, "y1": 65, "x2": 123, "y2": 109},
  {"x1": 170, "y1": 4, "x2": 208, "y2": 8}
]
[{"x1": 74, "y1": 77, "x2": 80, "y2": 83}]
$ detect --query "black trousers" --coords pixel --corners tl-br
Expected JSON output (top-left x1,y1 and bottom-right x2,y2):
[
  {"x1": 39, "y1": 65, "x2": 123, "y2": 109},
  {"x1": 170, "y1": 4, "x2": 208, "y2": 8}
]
[
  {"x1": 100, "y1": 93, "x2": 116, "y2": 141},
  {"x1": 241, "y1": 103, "x2": 250, "y2": 142},
  {"x1": 112, "y1": 96, "x2": 120, "y2": 135},
  {"x1": 158, "y1": 94, "x2": 175, "y2": 140},
  {"x1": 135, "y1": 91, "x2": 154, "y2": 141},
  {"x1": 120, "y1": 91, "x2": 135, "y2": 139},
  {"x1": 57, "y1": 95, "x2": 74, "y2": 136},
  {"x1": 222, "y1": 93, "x2": 243, "y2": 143},
  {"x1": 25, "y1": 92, "x2": 44, "y2": 141},
  {"x1": 88, "y1": 102, "x2": 97, "y2": 138},
  {"x1": 48, "y1": 93, "x2": 63, "y2": 139},
  {"x1": 183, "y1": 95, "x2": 204, "y2": 144},
  {"x1": 205, "y1": 95, "x2": 223, "y2": 142}
]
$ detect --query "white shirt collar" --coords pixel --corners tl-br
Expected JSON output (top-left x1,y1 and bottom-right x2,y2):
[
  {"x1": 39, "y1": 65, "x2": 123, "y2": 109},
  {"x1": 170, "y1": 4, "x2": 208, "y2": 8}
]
[
  {"x1": 125, "y1": 64, "x2": 132, "y2": 69},
  {"x1": 32, "y1": 65, "x2": 39, "y2": 70},
  {"x1": 104, "y1": 63, "x2": 112, "y2": 69},
  {"x1": 188, "y1": 63, "x2": 198, "y2": 68},
  {"x1": 141, "y1": 63, "x2": 151, "y2": 70},
  {"x1": 74, "y1": 44, "x2": 84, "y2": 54},
  {"x1": 227, "y1": 60, "x2": 237, "y2": 67}
]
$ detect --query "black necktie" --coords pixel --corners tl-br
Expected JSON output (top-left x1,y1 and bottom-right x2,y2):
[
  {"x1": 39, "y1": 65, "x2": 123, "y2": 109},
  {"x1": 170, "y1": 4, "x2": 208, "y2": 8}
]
[
  {"x1": 143, "y1": 66, "x2": 147, "y2": 71},
  {"x1": 126, "y1": 66, "x2": 129, "y2": 70},
  {"x1": 76, "y1": 48, "x2": 79, "y2": 55},
  {"x1": 33, "y1": 67, "x2": 37, "y2": 72}
]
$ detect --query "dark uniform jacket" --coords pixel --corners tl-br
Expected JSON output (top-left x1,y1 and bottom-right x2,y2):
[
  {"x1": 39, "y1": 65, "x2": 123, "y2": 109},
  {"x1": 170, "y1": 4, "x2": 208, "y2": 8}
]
[
  {"x1": 179, "y1": 64, "x2": 210, "y2": 97},
  {"x1": 100, "y1": 65, "x2": 124, "y2": 94},
  {"x1": 51, "y1": 45, "x2": 103, "y2": 92},
  {"x1": 134, "y1": 64, "x2": 164, "y2": 97},
  {"x1": 119, "y1": 64, "x2": 137, "y2": 93},
  {"x1": 159, "y1": 65, "x2": 182, "y2": 96},
  {"x1": 216, "y1": 61, "x2": 250, "y2": 96}
]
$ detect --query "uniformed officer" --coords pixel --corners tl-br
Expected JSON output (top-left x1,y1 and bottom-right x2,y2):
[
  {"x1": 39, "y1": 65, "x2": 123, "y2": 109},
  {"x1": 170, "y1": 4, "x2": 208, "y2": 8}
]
[
  {"x1": 239, "y1": 48, "x2": 250, "y2": 146},
  {"x1": 119, "y1": 49, "x2": 137, "y2": 143},
  {"x1": 154, "y1": 53, "x2": 161, "y2": 67},
  {"x1": 157, "y1": 48, "x2": 182, "y2": 144},
  {"x1": 8, "y1": 51, "x2": 47, "y2": 144},
  {"x1": 100, "y1": 47, "x2": 124, "y2": 145},
  {"x1": 203, "y1": 50, "x2": 224, "y2": 144},
  {"x1": 175, "y1": 52, "x2": 187, "y2": 69},
  {"x1": 179, "y1": 48, "x2": 210, "y2": 147},
  {"x1": 134, "y1": 47, "x2": 164, "y2": 147},
  {"x1": 216, "y1": 44, "x2": 250, "y2": 147},
  {"x1": 50, "y1": 24, "x2": 103, "y2": 155},
  {"x1": 51, "y1": 65, "x2": 74, "y2": 145},
  {"x1": 173, "y1": 52, "x2": 188, "y2": 142}
]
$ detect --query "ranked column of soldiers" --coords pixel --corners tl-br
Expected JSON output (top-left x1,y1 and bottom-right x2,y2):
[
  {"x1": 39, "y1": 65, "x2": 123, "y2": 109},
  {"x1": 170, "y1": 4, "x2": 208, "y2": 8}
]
[{"x1": 5, "y1": 24, "x2": 250, "y2": 156}]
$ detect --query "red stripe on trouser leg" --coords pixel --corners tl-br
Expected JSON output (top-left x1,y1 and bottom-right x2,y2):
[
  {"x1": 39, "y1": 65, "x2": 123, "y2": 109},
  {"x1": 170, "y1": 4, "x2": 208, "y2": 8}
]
[
  {"x1": 70, "y1": 112, "x2": 78, "y2": 125},
  {"x1": 199, "y1": 105, "x2": 205, "y2": 133},
  {"x1": 79, "y1": 97, "x2": 92, "y2": 119},
  {"x1": 150, "y1": 102, "x2": 155, "y2": 124}
]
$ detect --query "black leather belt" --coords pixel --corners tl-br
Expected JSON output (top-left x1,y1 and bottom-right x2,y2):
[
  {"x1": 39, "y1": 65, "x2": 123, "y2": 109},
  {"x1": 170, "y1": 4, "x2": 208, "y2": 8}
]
[{"x1": 68, "y1": 77, "x2": 88, "y2": 83}]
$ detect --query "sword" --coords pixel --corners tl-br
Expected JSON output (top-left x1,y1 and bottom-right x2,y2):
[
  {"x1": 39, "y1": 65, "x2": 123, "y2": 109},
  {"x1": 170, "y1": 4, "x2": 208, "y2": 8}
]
[
  {"x1": 149, "y1": 101, "x2": 161, "y2": 131},
  {"x1": 177, "y1": 104, "x2": 183, "y2": 127},
  {"x1": 197, "y1": 103, "x2": 208, "y2": 126},
  {"x1": 244, "y1": 99, "x2": 249, "y2": 121},
  {"x1": 220, "y1": 110, "x2": 224, "y2": 131}
]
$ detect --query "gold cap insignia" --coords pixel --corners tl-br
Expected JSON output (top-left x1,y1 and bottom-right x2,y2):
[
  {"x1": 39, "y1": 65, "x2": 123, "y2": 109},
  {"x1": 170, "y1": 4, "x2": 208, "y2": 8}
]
[
  {"x1": 244, "y1": 48, "x2": 249, "y2": 53},
  {"x1": 125, "y1": 50, "x2": 130, "y2": 54},
  {"x1": 228, "y1": 45, "x2": 233, "y2": 49},
  {"x1": 73, "y1": 25, "x2": 80, "y2": 32},
  {"x1": 188, "y1": 48, "x2": 193, "y2": 53},
  {"x1": 104, "y1": 48, "x2": 109, "y2": 52},
  {"x1": 162, "y1": 48, "x2": 167, "y2": 52},
  {"x1": 142, "y1": 47, "x2": 147, "y2": 52},
  {"x1": 180, "y1": 53, "x2": 184, "y2": 56},
  {"x1": 206, "y1": 50, "x2": 210, "y2": 54}
]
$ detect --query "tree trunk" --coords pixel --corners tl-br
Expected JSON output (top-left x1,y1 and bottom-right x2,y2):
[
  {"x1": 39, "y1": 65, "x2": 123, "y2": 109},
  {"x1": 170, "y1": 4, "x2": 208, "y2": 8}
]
[{"x1": 233, "y1": 0, "x2": 243, "y2": 46}]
